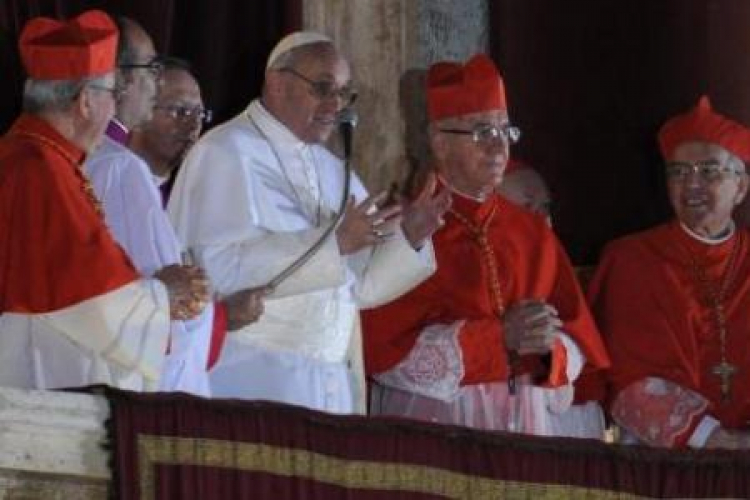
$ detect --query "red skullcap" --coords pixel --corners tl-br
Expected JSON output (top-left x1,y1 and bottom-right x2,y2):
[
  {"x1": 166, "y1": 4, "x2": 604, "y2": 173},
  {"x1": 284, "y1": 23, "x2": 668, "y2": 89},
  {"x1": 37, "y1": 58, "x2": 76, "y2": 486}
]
[
  {"x1": 19, "y1": 10, "x2": 118, "y2": 80},
  {"x1": 427, "y1": 54, "x2": 506, "y2": 122},
  {"x1": 658, "y1": 95, "x2": 750, "y2": 162}
]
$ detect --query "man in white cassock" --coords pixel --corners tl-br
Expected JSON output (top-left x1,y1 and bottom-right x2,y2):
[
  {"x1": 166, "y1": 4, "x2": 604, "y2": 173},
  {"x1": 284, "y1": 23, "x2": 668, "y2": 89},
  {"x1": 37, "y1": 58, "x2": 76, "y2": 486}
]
[
  {"x1": 168, "y1": 32, "x2": 450, "y2": 413},
  {"x1": 0, "y1": 10, "x2": 207, "y2": 391},
  {"x1": 85, "y1": 19, "x2": 264, "y2": 396}
]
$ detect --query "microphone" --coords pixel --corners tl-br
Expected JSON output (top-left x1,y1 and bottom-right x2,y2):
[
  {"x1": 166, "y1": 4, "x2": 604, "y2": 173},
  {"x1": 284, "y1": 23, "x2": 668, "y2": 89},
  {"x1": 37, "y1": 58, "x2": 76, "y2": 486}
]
[{"x1": 337, "y1": 107, "x2": 358, "y2": 160}]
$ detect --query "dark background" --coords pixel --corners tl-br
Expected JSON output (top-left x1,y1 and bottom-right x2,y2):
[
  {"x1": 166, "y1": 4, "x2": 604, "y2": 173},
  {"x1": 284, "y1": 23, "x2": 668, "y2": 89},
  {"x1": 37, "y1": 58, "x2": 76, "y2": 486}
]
[
  {"x1": 0, "y1": 0, "x2": 301, "y2": 131},
  {"x1": 490, "y1": 0, "x2": 750, "y2": 263},
  {"x1": 4, "y1": 1, "x2": 750, "y2": 263}
]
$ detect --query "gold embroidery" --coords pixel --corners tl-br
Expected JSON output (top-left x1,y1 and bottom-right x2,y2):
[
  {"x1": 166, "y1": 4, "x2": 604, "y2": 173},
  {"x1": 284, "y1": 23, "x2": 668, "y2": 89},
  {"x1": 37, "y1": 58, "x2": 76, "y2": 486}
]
[{"x1": 137, "y1": 434, "x2": 651, "y2": 500}]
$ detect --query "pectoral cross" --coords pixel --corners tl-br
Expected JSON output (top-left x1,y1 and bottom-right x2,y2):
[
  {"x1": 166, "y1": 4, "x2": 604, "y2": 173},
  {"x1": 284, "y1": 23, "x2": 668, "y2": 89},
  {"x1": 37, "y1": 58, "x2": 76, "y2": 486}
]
[{"x1": 712, "y1": 360, "x2": 737, "y2": 402}]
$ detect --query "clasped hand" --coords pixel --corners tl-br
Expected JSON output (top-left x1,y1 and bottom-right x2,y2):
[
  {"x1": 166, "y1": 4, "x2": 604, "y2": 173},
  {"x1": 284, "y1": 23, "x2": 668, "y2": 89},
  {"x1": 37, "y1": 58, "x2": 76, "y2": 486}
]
[
  {"x1": 154, "y1": 264, "x2": 210, "y2": 320},
  {"x1": 502, "y1": 299, "x2": 562, "y2": 354},
  {"x1": 223, "y1": 286, "x2": 267, "y2": 331}
]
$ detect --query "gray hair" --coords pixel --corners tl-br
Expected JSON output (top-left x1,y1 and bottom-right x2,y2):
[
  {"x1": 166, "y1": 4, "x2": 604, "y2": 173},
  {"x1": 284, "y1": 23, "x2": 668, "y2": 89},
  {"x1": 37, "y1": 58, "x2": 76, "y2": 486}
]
[
  {"x1": 22, "y1": 75, "x2": 111, "y2": 113},
  {"x1": 728, "y1": 153, "x2": 746, "y2": 174}
]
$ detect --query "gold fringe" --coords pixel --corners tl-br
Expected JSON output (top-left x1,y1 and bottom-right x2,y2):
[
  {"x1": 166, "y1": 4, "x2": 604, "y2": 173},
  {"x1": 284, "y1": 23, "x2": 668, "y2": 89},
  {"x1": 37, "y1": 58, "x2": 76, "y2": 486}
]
[{"x1": 138, "y1": 434, "x2": 652, "y2": 500}]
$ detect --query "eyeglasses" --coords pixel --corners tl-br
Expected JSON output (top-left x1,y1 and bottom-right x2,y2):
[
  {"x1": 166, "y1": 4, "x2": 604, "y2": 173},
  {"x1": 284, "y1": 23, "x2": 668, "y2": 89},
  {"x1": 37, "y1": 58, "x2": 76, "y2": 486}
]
[
  {"x1": 86, "y1": 83, "x2": 124, "y2": 100},
  {"x1": 279, "y1": 67, "x2": 358, "y2": 107},
  {"x1": 439, "y1": 123, "x2": 522, "y2": 146},
  {"x1": 665, "y1": 160, "x2": 742, "y2": 183},
  {"x1": 118, "y1": 58, "x2": 164, "y2": 77},
  {"x1": 154, "y1": 104, "x2": 213, "y2": 124}
]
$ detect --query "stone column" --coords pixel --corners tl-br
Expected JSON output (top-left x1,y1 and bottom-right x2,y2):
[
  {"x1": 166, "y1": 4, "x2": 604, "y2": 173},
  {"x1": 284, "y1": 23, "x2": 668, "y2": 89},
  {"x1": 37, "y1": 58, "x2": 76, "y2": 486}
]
[
  {"x1": 0, "y1": 388, "x2": 110, "y2": 499},
  {"x1": 303, "y1": 0, "x2": 488, "y2": 194}
]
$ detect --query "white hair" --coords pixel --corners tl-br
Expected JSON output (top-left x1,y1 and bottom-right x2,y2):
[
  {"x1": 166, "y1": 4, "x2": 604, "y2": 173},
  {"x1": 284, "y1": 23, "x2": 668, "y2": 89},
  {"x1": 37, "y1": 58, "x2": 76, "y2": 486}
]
[{"x1": 22, "y1": 75, "x2": 111, "y2": 113}]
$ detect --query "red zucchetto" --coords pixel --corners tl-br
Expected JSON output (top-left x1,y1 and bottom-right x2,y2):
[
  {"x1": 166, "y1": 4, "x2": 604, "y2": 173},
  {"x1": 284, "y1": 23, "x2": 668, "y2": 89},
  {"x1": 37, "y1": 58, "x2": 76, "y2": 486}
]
[
  {"x1": 19, "y1": 10, "x2": 118, "y2": 80},
  {"x1": 658, "y1": 95, "x2": 750, "y2": 162},
  {"x1": 427, "y1": 54, "x2": 506, "y2": 122}
]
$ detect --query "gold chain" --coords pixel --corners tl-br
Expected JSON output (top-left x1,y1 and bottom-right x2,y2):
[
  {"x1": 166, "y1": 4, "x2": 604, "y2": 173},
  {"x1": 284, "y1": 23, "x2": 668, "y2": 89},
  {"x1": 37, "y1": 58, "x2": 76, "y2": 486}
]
[
  {"x1": 14, "y1": 130, "x2": 104, "y2": 217},
  {"x1": 685, "y1": 231, "x2": 744, "y2": 402},
  {"x1": 448, "y1": 204, "x2": 504, "y2": 315}
]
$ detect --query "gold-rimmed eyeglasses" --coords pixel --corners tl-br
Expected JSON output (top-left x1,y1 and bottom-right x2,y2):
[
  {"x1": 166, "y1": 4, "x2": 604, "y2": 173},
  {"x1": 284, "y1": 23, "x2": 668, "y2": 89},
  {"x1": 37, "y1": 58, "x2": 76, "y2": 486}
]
[
  {"x1": 439, "y1": 123, "x2": 521, "y2": 146},
  {"x1": 665, "y1": 160, "x2": 743, "y2": 183},
  {"x1": 154, "y1": 104, "x2": 213, "y2": 124}
]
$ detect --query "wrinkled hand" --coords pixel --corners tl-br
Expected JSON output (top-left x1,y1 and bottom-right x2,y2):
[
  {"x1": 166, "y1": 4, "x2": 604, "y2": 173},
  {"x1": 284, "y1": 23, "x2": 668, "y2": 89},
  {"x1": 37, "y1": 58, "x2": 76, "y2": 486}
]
[
  {"x1": 502, "y1": 300, "x2": 561, "y2": 355},
  {"x1": 400, "y1": 173, "x2": 452, "y2": 249},
  {"x1": 154, "y1": 264, "x2": 210, "y2": 320},
  {"x1": 223, "y1": 286, "x2": 268, "y2": 331},
  {"x1": 705, "y1": 427, "x2": 750, "y2": 449},
  {"x1": 336, "y1": 192, "x2": 402, "y2": 255}
]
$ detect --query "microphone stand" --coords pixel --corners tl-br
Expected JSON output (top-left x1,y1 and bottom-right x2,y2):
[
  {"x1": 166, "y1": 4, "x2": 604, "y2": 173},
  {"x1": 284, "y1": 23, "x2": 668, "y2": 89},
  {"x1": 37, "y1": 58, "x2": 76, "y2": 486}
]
[{"x1": 262, "y1": 113, "x2": 356, "y2": 294}]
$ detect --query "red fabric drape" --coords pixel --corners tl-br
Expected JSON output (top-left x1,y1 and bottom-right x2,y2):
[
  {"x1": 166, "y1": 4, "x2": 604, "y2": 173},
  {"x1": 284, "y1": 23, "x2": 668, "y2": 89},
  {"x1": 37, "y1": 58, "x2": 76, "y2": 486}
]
[
  {"x1": 104, "y1": 388, "x2": 750, "y2": 499},
  {"x1": 0, "y1": 0, "x2": 302, "y2": 133}
]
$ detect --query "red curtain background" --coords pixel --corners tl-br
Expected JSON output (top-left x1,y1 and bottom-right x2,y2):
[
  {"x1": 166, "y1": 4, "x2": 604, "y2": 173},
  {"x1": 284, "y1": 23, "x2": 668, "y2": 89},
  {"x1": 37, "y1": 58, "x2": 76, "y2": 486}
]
[
  {"x1": 490, "y1": 0, "x2": 750, "y2": 263},
  {"x1": 6, "y1": 1, "x2": 750, "y2": 260},
  {"x1": 0, "y1": 0, "x2": 302, "y2": 133}
]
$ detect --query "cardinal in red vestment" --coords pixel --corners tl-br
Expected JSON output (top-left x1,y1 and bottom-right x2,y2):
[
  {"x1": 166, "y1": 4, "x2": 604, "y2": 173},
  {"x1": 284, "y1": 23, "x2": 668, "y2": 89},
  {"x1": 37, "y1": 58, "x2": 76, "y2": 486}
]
[
  {"x1": 0, "y1": 10, "x2": 206, "y2": 391},
  {"x1": 589, "y1": 96, "x2": 750, "y2": 448},
  {"x1": 361, "y1": 54, "x2": 609, "y2": 437}
]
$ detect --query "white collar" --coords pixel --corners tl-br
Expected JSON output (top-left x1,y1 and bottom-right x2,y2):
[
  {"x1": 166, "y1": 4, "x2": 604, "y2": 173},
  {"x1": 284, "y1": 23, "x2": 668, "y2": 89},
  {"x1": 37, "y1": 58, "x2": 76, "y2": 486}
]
[
  {"x1": 246, "y1": 99, "x2": 307, "y2": 151},
  {"x1": 679, "y1": 220, "x2": 735, "y2": 246},
  {"x1": 111, "y1": 117, "x2": 129, "y2": 134},
  {"x1": 152, "y1": 173, "x2": 169, "y2": 187},
  {"x1": 437, "y1": 174, "x2": 490, "y2": 203}
]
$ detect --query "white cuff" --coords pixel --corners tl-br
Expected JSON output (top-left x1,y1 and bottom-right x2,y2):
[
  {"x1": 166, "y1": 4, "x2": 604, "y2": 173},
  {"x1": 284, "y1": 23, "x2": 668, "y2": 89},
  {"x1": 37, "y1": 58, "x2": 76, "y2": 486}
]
[
  {"x1": 688, "y1": 415, "x2": 721, "y2": 448},
  {"x1": 557, "y1": 332, "x2": 585, "y2": 382}
]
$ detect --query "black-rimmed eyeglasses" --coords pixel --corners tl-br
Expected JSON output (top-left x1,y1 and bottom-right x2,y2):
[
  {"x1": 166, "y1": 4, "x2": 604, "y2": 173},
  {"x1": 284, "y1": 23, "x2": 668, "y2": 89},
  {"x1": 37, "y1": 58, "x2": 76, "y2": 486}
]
[
  {"x1": 86, "y1": 83, "x2": 125, "y2": 100},
  {"x1": 154, "y1": 104, "x2": 213, "y2": 124},
  {"x1": 118, "y1": 58, "x2": 164, "y2": 77},
  {"x1": 439, "y1": 123, "x2": 521, "y2": 146},
  {"x1": 279, "y1": 67, "x2": 358, "y2": 107}
]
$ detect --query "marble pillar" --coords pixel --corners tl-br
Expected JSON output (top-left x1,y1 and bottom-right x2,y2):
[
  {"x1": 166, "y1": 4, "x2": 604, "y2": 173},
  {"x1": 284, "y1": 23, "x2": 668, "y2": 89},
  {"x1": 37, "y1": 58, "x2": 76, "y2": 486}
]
[{"x1": 304, "y1": 0, "x2": 488, "y2": 194}]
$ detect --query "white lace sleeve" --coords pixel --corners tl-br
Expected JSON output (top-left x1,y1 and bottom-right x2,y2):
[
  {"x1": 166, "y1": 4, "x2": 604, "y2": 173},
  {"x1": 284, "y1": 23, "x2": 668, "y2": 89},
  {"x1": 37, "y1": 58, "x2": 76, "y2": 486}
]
[
  {"x1": 374, "y1": 321, "x2": 465, "y2": 402},
  {"x1": 612, "y1": 377, "x2": 710, "y2": 447}
]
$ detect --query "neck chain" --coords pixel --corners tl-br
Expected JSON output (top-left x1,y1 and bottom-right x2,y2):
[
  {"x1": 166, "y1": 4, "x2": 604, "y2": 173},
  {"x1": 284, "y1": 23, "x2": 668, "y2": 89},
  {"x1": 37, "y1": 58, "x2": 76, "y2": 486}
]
[
  {"x1": 448, "y1": 204, "x2": 503, "y2": 315},
  {"x1": 437, "y1": 174, "x2": 489, "y2": 202},
  {"x1": 14, "y1": 129, "x2": 103, "y2": 217},
  {"x1": 247, "y1": 109, "x2": 324, "y2": 227},
  {"x1": 449, "y1": 203, "x2": 522, "y2": 395},
  {"x1": 684, "y1": 230, "x2": 744, "y2": 402}
]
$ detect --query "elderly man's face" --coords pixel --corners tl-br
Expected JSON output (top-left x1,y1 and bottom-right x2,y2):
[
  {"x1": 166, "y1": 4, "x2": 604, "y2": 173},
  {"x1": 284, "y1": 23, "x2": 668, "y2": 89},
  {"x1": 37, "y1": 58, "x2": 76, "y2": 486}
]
[
  {"x1": 271, "y1": 46, "x2": 352, "y2": 144},
  {"x1": 117, "y1": 22, "x2": 160, "y2": 128},
  {"x1": 431, "y1": 110, "x2": 510, "y2": 200},
  {"x1": 666, "y1": 141, "x2": 748, "y2": 237},
  {"x1": 81, "y1": 72, "x2": 118, "y2": 153},
  {"x1": 139, "y1": 68, "x2": 205, "y2": 172}
]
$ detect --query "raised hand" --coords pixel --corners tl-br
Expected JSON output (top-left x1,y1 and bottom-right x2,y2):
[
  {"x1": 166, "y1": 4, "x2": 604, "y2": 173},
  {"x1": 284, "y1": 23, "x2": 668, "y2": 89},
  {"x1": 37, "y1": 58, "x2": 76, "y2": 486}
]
[
  {"x1": 336, "y1": 192, "x2": 402, "y2": 255},
  {"x1": 223, "y1": 286, "x2": 268, "y2": 331},
  {"x1": 399, "y1": 172, "x2": 452, "y2": 249},
  {"x1": 502, "y1": 299, "x2": 562, "y2": 355},
  {"x1": 154, "y1": 264, "x2": 210, "y2": 320}
]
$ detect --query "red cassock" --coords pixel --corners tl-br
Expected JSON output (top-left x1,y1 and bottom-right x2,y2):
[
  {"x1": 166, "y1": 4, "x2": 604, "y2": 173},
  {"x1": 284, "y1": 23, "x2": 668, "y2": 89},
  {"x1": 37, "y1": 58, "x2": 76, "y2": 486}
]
[
  {"x1": 589, "y1": 221, "x2": 750, "y2": 431},
  {"x1": 362, "y1": 193, "x2": 609, "y2": 386},
  {"x1": 0, "y1": 114, "x2": 139, "y2": 313}
]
